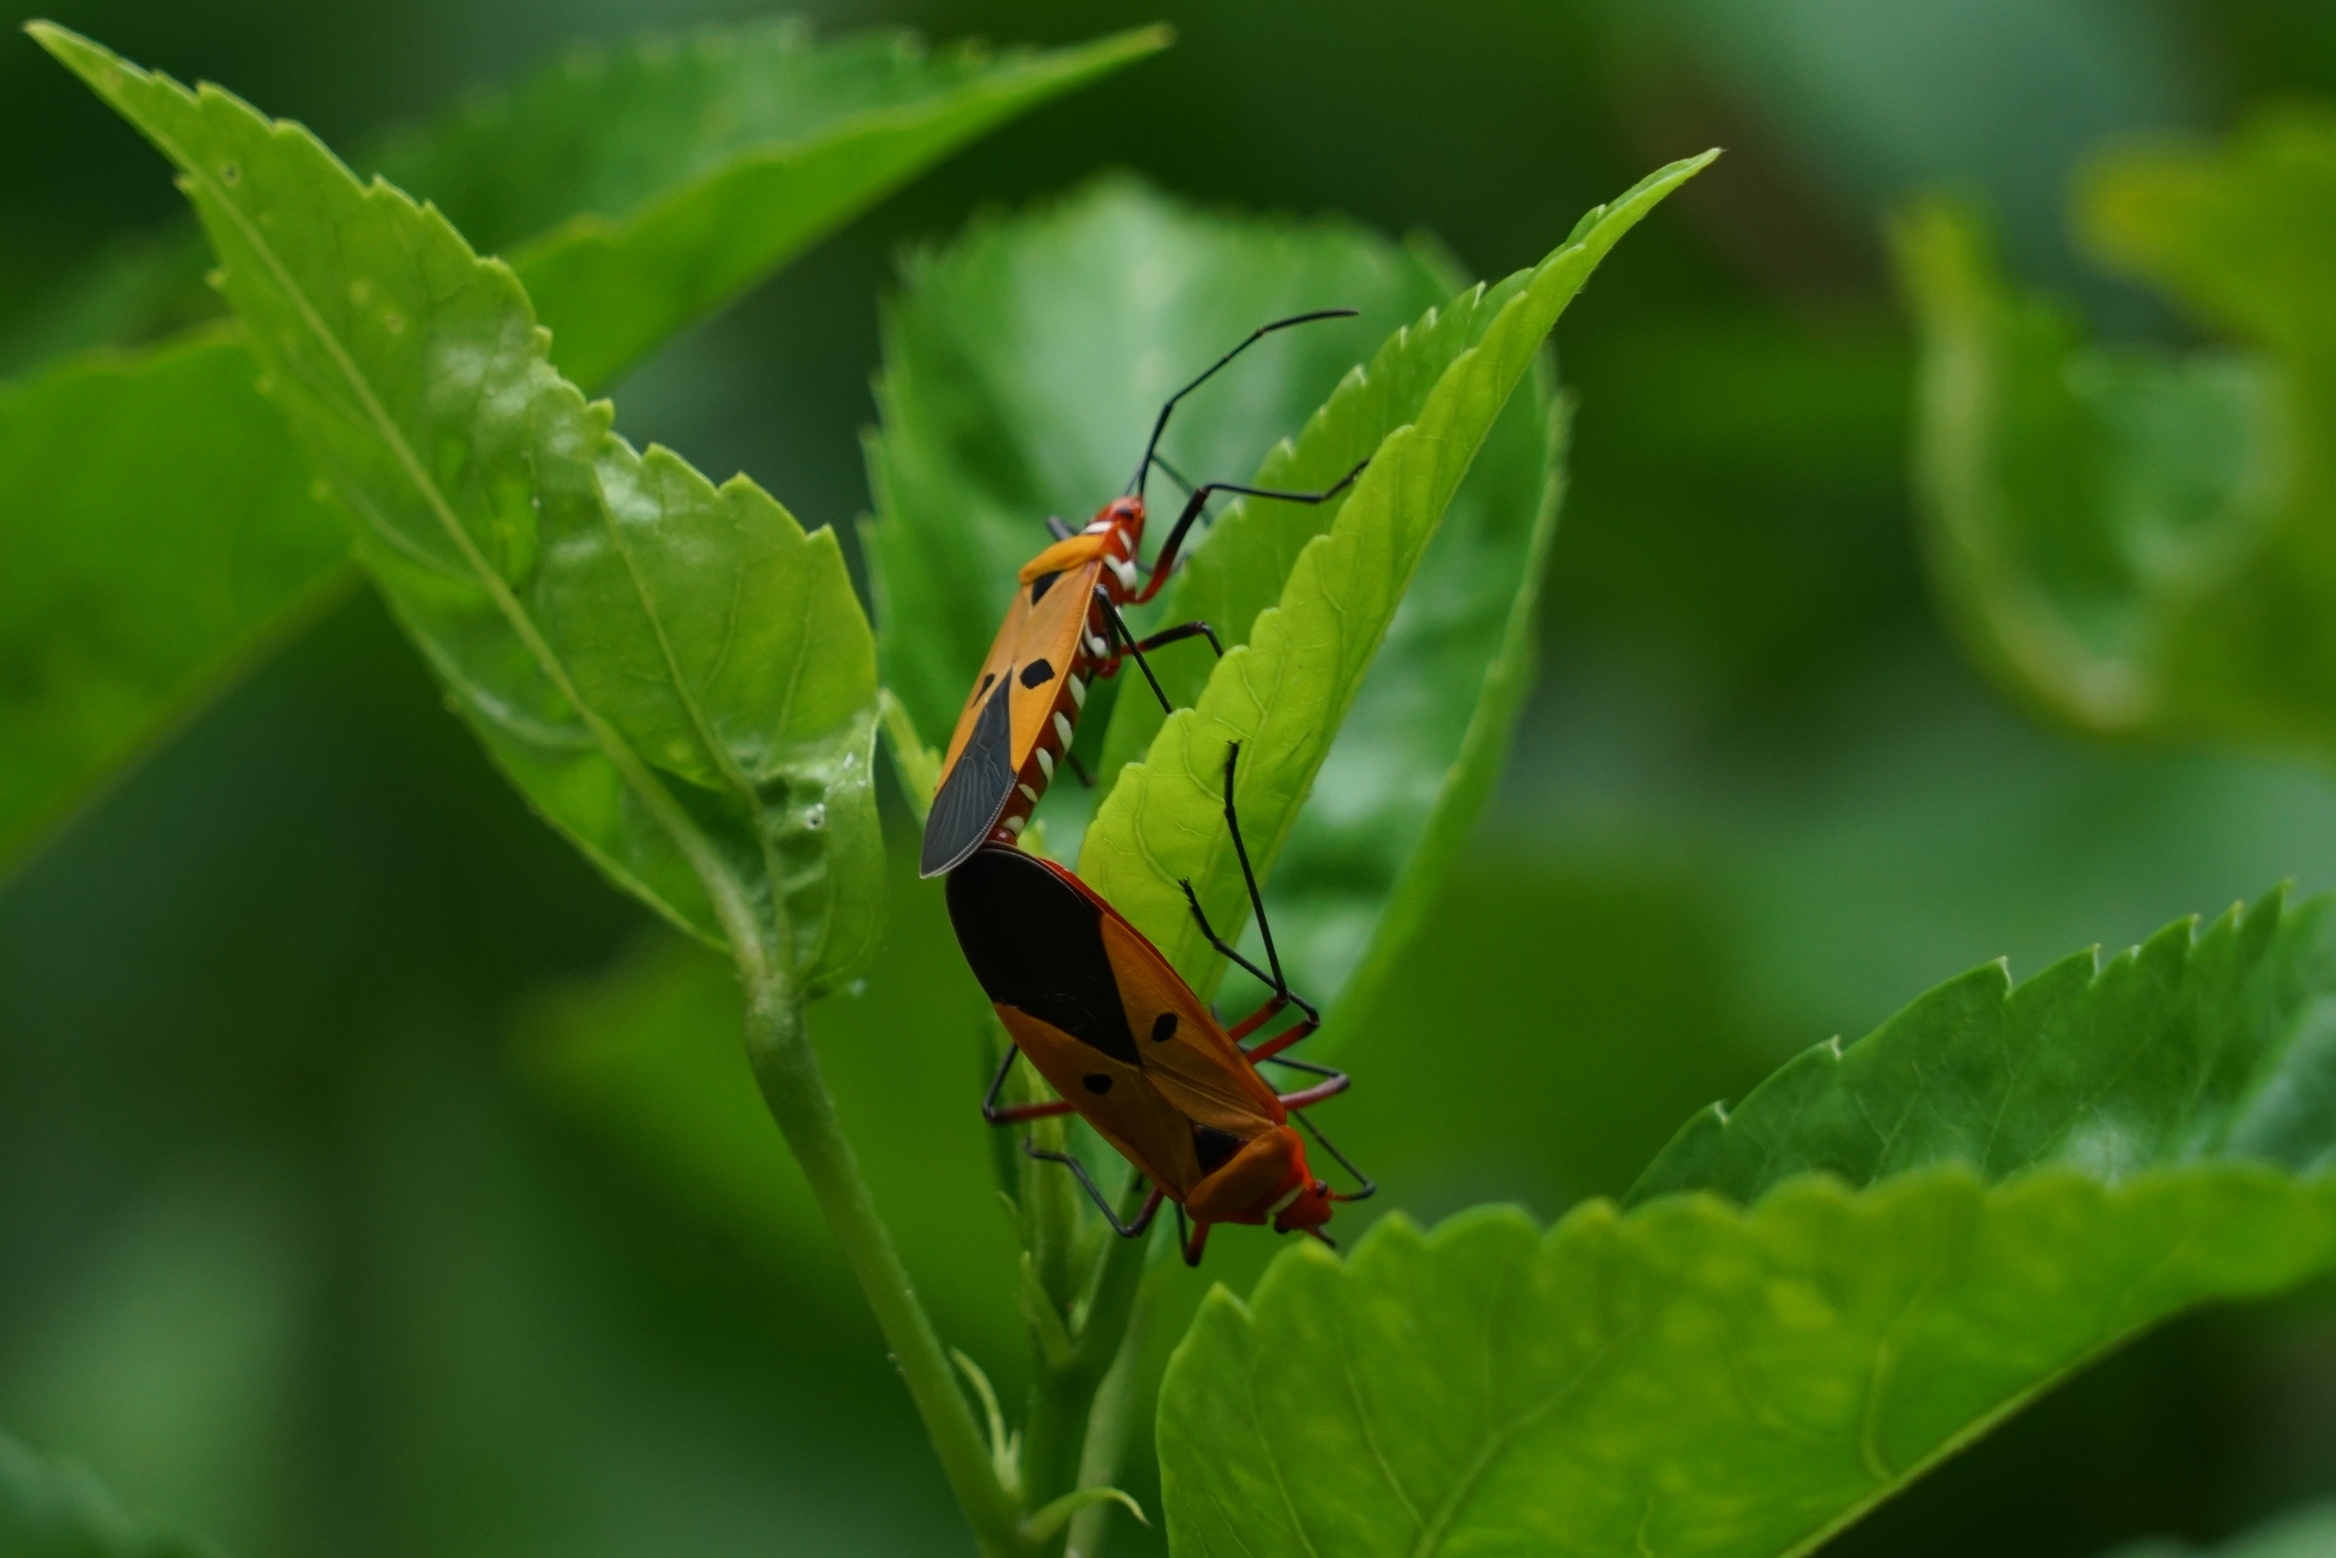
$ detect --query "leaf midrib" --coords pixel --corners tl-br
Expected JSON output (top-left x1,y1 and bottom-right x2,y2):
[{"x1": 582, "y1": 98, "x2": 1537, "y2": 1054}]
[{"x1": 147, "y1": 88, "x2": 764, "y2": 962}]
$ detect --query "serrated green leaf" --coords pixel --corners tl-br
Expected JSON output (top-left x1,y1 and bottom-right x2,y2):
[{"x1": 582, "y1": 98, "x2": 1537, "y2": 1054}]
[
  {"x1": 1082, "y1": 156, "x2": 1716, "y2": 993},
  {"x1": 1897, "y1": 110, "x2": 2336, "y2": 756},
  {"x1": 0, "y1": 1429, "x2": 216, "y2": 1558},
  {"x1": 1632, "y1": 887, "x2": 2336, "y2": 1203},
  {"x1": 1167, "y1": 884, "x2": 2336, "y2": 1556},
  {"x1": 0, "y1": 17, "x2": 1158, "y2": 881},
  {"x1": 0, "y1": 329, "x2": 345, "y2": 868},
  {"x1": 861, "y1": 175, "x2": 1572, "y2": 1021},
  {"x1": 1160, "y1": 1170, "x2": 2336, "y2": 1558},
  {"x1": 38, "y1": 28, "x2": 878, "y2": 990}
]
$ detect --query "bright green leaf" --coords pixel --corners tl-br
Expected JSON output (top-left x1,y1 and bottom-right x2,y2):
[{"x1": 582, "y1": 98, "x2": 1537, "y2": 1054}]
[
  {"x1": 0, "y1": 329, "x2": 345, "y2": 868},
  {"x1": 1160, "y1": 1170, "x2": 2336, "y2": 1558},
  {"x1": 1896, "y1": 109, "x2": 2336, "y2": 756},
  {"x1": 1633, "y1": 887, "x2": 2336, "y2": 1198},
  {"x1": 39, "y1": 27, "x2": 879, "y2": 990},
  {"x1": 0, "y1": 1429, "x2": 215, "y2": 1558},
  {"x1": 0, "y1": 17, "x2": 1159, "y2": 880},
  {"x1": 1166, "y1": 887, "x2": 2336, "y2": 1556},
  {"x1": 1082, "y1": 155, "x2": 1716, "y2": 993}
]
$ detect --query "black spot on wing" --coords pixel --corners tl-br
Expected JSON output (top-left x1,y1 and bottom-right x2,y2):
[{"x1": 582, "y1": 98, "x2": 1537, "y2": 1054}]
[
  {"x1": 1084, "y1": 1074, "x2": 1113, "y2": 1094},
  {"x1": 1151, "y1": 1012, "x2": 1179, "y2": 1044},
  {"x1": 920, "y1": 679, "x2": 1014, "y2": 878},
  {"x1": 1029, "y1": 569, "x2": 1062, "y2": 604},
  {"x1": 1019, "y1": 658, "x2": 1056, "y2": 689},
  {"x1": 946, "y1": 847, "x2": 1140, "y2": 1065}
]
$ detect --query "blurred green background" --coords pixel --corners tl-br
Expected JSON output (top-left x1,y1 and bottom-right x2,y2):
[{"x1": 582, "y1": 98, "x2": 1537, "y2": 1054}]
[{"x1": 10, "y1": 1, "x2": 2336, "y2": 1555}]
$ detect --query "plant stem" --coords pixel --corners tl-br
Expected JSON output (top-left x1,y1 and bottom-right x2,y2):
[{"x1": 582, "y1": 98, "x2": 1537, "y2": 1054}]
[
  {"x1": 741, "y1": 969, "x2": 1027, "y2": 1557},
  {"x1": 1065, "y1": 1288, "x2": 1153, "y2": 1558},
  {"x1": 1020, "y1": 1172, "x2": 1158, "y2": 1552}
]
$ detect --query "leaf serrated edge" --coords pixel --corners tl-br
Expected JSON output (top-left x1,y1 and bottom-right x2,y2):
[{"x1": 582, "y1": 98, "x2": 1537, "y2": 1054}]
[{"x1": 32, "y1": 23, "x2": 784, "y2": 963}]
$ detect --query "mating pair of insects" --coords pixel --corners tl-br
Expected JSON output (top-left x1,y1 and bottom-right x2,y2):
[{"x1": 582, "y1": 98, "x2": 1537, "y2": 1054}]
[{"x1": 925, "y1": 311, "x2": 1377, "y2": 1267}]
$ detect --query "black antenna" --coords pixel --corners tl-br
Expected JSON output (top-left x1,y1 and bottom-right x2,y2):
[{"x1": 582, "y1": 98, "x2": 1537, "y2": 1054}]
[{"x1": 1129, "y1": 310, "x2": 1359, "y2": 497}]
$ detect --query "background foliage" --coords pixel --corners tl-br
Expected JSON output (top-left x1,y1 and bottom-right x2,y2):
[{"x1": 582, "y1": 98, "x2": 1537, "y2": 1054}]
[{"x1": 11, "y1": 2, "x2": 2336, "y2": 1557}]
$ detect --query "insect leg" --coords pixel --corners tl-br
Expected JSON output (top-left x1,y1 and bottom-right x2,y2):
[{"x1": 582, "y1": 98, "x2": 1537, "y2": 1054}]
[
  {"x1": 1045, "y1": 514, "x2": 1075, "y2": 540},
  {"x1": 1176, "y1": 878, "x2": 1293, "y2": 1005},
  {"x1": 1261, "y1": 1053, "x2": 1348, "y2": 1108},
  {"x1": 1096, "y1": 587, "x2": 1174, "y2": 714},
  {"x1": 1023, "y1": 1139, "x2": 1164, "y2": 1238},
  {"x1": 1128, "y1": 309, "x2": 1359, "y2": 497},
  {"x1": 981, "y1": 1044, "x2": 1076, "y2": 1125},
  {"x1": 1130, "y1": 619, "x2": 1223, "y2": 658},
  {"x1": 1288, "y1": 1104, "x2": 1377, "y2": 1202},
  {"x1": 1217, "y1": 741, "x2": 1316, "y2": 1017},
  {"x1": 1131, "y1": 457, "x2": 1372, "y2": 603},
  {"x1": 1063, "y1": 748, "x2": 1094, "y2": 789},
  {"x1": 1175, "y1": 1202, "x2": 1212, "y2": 1267}
]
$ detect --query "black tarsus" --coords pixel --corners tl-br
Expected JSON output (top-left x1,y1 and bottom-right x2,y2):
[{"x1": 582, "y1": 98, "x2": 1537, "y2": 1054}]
[
  {"x1": 1284, "y1": 1094, "x2": 1378, "y2": 1202},
  {"x1": 1045, "y1": 514, "x2": 1075, "y2": 540},
  {"x1": 1136, "y1": 455, "x2": 1370, "y2": 601},
  {"x1": 1219, "y1": 742, "x2": 1287, "y2": 995},
  {"x1": 980, "y1": 1043, "x2": 1073, "y2": 1125},
  {"x1": 1129, "y1": 309, "x2": 1359, "y2": 499},
  {"x1": 1133, "y1": 618, "x2": 1223, "y2": 659},
  {"x1": 1065, "y1": 748, "x2": 1094, "y2": 789},
  {"x1": 1022, "y1": 1140, "x2": 1164, "y2": 1238},
  {"x1": 1097, "y1": 588, "x2": 1173, "y2": 715},
  {"x1": 1174, "y1": 742, "x2": 1322, "y2": 1019}
]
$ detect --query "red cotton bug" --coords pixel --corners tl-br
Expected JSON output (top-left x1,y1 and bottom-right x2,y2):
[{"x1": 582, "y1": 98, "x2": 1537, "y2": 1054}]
[
  {"x1": 946, "y1": 742, "x2": 1374, "y2": 1265},
  {"x1": 918, "y1": 311, "x2": 1371, "y2": 878}
]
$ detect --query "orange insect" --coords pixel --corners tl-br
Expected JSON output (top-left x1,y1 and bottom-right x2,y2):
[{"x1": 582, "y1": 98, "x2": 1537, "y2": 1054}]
[
  {"x1": 946, "y1": 743, "x2": 1373, "y2": 1265},
  {"x1": 918, "y1": 311, "x2": 1369, "y2": 878}
]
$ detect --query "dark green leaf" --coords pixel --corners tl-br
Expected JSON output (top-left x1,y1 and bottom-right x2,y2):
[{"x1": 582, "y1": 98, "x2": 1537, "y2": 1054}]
[
  {"x1": 0, "y1": 17, "x2": 1158, "y2": 880},
  {"x1": 395, "y1": 20, "x2": 1171, "y2": 390},
  {"x1": 0, "y1": 1429, "x2": 215, "y2": 1558},
  {"x1": 9, "y1": 20, "x2": 1170, "y2": 384},
  {"x1": 0, "y1": 330, "x2": 345, "y2": 868},
  {"x1": 1082, "y1": 157, "x2": 1715, "y2": 993},
  {"x1": 1160, "y1": 1171, "x2": 2336, "y2": 1558},
  {"x1": 1896, "y1": 110, "x2": 2336, "y2": 755},
  {"x1": 39, "y1": 26, "x2": 879, "y2": 988}
]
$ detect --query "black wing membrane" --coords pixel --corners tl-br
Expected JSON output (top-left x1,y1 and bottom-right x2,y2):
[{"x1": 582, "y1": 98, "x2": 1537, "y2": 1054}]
[
  {"x1": 920, "y1": 679, "x2": 1016, "y2": 877},
  {"x1": 946, "y1": 847, "x2": 1139, "y2": 1065}
]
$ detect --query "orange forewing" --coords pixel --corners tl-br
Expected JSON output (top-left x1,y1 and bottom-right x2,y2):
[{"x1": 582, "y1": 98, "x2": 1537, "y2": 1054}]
[
  {"x1": 1001, "y1": 1006, "x2": 1207, "y2": 1199},
  {"x1": 933, "y1": 535, "x2": 1108, "y2": 790},
  {"x1": 1096, "y1": 915, "x2": 1284, "y2": 1135}
]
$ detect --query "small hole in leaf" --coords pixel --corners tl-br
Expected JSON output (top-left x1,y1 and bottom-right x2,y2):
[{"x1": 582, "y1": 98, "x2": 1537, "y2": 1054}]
[{"x1": 218, "y1": 161, "x2": 240, "y2": 186}]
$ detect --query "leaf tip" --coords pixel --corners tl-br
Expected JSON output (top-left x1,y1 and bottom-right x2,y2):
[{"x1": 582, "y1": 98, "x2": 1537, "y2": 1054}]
[{"x1": 23, "y1": 18, "x2": 119, "y2": 84}]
